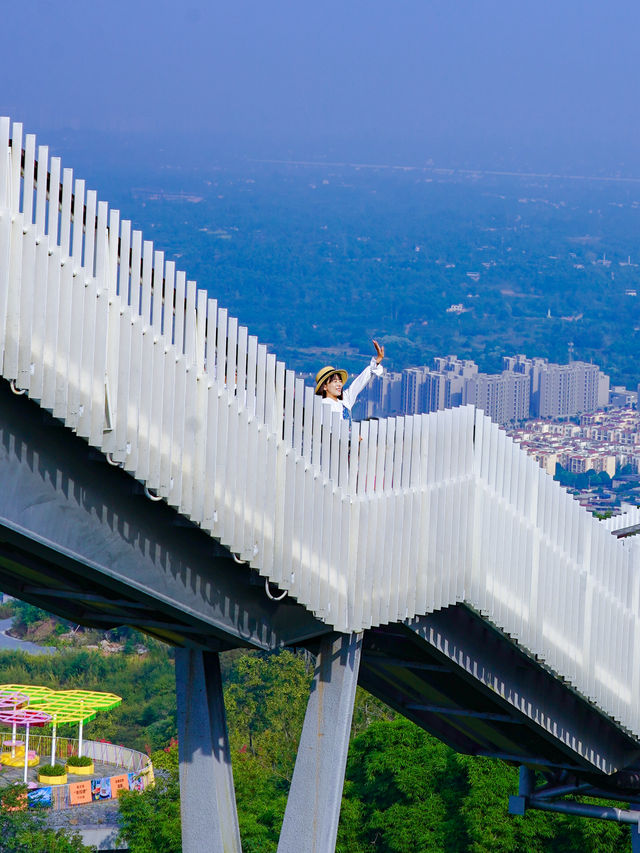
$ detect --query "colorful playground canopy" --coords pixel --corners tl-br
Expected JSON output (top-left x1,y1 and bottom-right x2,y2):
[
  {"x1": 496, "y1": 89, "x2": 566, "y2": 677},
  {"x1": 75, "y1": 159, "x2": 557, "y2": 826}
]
[
  {"x1": 0, "y1": 684, "x2": 123, "y2": 760},
  {"x1": 32, "y1": 704, "x2": 98, "y2": 725},
  {"x1": 0, "y1": 685, "x2": 122, "y2": 721},
  {"x1": 51, "y1": 690, "x2": 122, "y2": 711}
]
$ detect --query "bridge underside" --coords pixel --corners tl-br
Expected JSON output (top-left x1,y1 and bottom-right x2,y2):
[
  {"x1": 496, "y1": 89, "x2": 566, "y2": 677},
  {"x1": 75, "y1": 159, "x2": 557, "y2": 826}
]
[
  {"x1": 0, "y1": 378, "x2": 329, "y2": 651},
  {"x1": 359, "y1": 608, "x2": 640, "y2": 795}
]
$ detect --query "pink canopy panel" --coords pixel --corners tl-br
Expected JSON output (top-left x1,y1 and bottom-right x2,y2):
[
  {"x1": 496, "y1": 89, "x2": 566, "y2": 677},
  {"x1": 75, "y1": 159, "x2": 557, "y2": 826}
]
[
  {"x1": 0, "y1": 692, "x2": 29, "y2": 711},
  {"x1": 0, "y1": 708, "x2": 52, "y2": 783},
  {"x1": 0, "y1": 709, "x2": 51, "y2": 726}
]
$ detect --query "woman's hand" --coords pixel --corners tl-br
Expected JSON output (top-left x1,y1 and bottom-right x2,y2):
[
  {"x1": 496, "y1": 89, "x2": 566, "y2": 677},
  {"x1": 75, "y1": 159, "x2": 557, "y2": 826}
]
[{"x1": 373, "y1": 339, "x2": 385, "y2": 364}]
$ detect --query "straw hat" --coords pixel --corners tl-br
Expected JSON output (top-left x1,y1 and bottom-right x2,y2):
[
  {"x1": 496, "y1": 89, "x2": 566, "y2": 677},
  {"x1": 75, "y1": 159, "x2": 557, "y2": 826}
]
[{"x1": 315, "y1": 365, "x2": 348, "y2": 395}]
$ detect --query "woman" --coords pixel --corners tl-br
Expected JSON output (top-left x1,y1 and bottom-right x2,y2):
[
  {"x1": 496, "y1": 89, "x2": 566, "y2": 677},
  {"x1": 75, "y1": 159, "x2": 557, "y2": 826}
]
[{"x1": 314, "y1": 340, "x2": 385, "y2": 422}]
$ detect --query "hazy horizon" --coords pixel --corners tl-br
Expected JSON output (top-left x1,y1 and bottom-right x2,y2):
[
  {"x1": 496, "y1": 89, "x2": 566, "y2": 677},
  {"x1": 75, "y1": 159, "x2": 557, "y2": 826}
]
[{"x1": 4, "y1": 2, "x2": 640, "y2": 174}]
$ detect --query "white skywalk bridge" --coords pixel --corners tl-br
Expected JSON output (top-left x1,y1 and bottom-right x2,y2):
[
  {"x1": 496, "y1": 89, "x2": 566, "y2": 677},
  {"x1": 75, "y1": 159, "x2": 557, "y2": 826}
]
[{"x1": 2, "y1": 117, "x2": 640, "y2": 851}]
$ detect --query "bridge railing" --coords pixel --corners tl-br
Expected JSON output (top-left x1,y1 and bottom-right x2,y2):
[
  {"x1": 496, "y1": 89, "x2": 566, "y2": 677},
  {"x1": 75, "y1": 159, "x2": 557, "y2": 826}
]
[
  {"x1": 0, "y1": 119, "x2": 476, "y2": 627},
  {"x1": 2, "y1": 118, "x2": 640, "y2": 748},
  {"x1": 470, "y1": 412, "x2": 640, "y2": 752},
  {"x1": 24, "y1": 734, "x2": 151, "y2": 774}
]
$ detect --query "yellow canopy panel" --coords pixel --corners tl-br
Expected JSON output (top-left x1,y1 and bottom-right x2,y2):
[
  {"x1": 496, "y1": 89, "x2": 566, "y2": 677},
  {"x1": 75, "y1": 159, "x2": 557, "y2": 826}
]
[
  {"x1": 0, "y1": 684, "x2": 55, "y2": 699},
  {"x1": 0, "y1": 686, "x2": 122, "y2": 716}
]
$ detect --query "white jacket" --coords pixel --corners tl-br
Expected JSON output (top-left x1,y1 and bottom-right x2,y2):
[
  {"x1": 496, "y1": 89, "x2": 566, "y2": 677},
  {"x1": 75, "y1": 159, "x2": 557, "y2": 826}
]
[{"x1": 320, "y1": 358, "x2": 383, "y2": 417}]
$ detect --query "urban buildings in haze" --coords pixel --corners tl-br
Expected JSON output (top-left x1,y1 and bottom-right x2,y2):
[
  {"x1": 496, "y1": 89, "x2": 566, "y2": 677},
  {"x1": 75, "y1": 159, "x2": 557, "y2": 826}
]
[{"x1": 357, "y1": 353, "x2": 611, "y2": 426}]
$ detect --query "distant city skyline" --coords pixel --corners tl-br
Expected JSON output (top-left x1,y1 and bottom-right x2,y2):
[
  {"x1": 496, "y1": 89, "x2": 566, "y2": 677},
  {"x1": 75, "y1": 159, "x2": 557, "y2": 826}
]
[
  {"x1": 357, "y1": 351, "x2": 616, "y2": 426},
  {"x1": 353, "y1": 349, "x2": 640, "y2": 513}
]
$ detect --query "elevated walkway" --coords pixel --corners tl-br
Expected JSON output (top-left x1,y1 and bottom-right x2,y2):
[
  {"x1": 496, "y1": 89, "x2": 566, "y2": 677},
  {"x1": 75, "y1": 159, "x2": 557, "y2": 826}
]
[{"x1": 2, "y1": 117, "x2": 640, "y2": 850}]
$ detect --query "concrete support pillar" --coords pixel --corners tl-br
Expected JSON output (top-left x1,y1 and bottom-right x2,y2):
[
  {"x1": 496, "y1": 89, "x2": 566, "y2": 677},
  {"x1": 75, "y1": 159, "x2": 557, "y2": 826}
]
[
  {"x1": 175, "y1": 647, "x2": 241, "y2": 853},
  {"x1": 630, "y1": 806, "x2": 640, "y2": 853},
  {"x1": 277, "y1": 632, "x2": 362, "y2": 853}
]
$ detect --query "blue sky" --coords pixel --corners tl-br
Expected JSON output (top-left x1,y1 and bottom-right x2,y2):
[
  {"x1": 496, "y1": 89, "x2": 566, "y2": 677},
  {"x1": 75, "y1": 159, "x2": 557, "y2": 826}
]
[{"x1": 3, "y1": 1, "x2": 640, "y2": 167}]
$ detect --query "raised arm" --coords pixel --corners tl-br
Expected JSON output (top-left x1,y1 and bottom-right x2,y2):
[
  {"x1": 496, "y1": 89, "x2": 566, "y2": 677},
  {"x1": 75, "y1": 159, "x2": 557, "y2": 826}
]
[{"x1": 342, "y1": 340, "x2": 385, "y2": 410}]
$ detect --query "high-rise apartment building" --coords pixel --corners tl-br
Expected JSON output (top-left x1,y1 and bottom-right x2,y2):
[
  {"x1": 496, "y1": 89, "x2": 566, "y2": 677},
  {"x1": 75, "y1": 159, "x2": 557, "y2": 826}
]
[
  {"x1": 401, "y1": 367, "x2": 430, "y2": 414},
  {"x1": 470, "y1": 371, "x2": 530, "y2": 425},
  {"x1": 503, "y1": 354, "x2": 547, "y2": 414},
  {"x1": 599, "y1": 374, "x2": 611, "y2": 408},
  {"x1": 358, "y1": 370, "x2": 403, "y2": 419},
  {"x1": 504, "y1": 355, "x2": 609, "y2": 420},
  {"x1": 426, "y1": 356, "x2": 477, "y2": 413},
  {"x1": 433, "y1": 355, "x2": 479, "y2": 379},
  {"x1": 423, "y1": 371, "x2": 446, "y2": 412},
  {"x1": 537, "y1": 362, "x2": 600, "y2": 418}
]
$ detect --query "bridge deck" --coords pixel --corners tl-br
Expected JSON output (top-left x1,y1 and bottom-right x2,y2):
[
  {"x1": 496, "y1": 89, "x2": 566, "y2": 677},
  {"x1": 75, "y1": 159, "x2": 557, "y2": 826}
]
[{"x1": 1, "y1": 117, "x2": 640, "y2": 790}]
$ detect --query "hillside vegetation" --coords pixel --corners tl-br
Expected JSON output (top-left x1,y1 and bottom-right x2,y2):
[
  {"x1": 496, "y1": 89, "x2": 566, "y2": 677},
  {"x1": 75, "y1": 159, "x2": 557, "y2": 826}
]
[{"x1": 0, "y1": 604, "x2": 631, "y2": 852}]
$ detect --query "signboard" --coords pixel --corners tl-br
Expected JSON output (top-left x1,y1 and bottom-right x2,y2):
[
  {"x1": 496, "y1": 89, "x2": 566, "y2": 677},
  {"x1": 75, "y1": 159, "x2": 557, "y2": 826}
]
[
  {"x1": 28, "y1": 786, "x2": 52, "y2": 808},
  {"x1": 110, "y1": 774, "x2": 130, "y2": 798},
  {"x1": 91, "y1": 778, "x2": 112, "y2": 801},
  {"x1": 69, "y1": 781, "x2": 92, "y2": 806},
  {"x1": 128, "y1": 771, "x2": 145, "y2": 793}
]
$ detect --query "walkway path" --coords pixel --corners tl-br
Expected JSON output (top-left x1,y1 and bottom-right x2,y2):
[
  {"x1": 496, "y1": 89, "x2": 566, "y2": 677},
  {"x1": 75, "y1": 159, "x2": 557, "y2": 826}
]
[{"x1": 0, "y1": 618, "x2": 57, "y2": 655}]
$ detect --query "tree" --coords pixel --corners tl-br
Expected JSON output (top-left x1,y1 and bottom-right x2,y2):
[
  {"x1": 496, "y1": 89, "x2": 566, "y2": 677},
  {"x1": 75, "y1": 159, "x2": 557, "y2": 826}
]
[
  {"x1": 224, "y1": 650, "x2": 311, "y2": 781},
  {"x1": 342, "y1": 718, "x2": 631, "y2": 853},
  {"x1": 342, "y1": 717, "x2": 469, "y2": 852},
  {"x1": 0, "y1": 786, "x2": 91, "y2": 853},
  {"x1": 118, "y1": 749, "x2": 181, "y2": 853},
  {"x1": 11, "y1": 601, "x2": 52, "y2": 629}
]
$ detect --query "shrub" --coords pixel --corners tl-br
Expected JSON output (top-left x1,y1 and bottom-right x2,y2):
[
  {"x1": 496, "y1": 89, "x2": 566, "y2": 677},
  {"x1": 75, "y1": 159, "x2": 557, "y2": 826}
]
[
  {"x1": 66, "y1": 756, "x2": 93, "y2": 767},
  {"x1": 38, "y1": 764, "x2": 66, "y2": 776}
]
